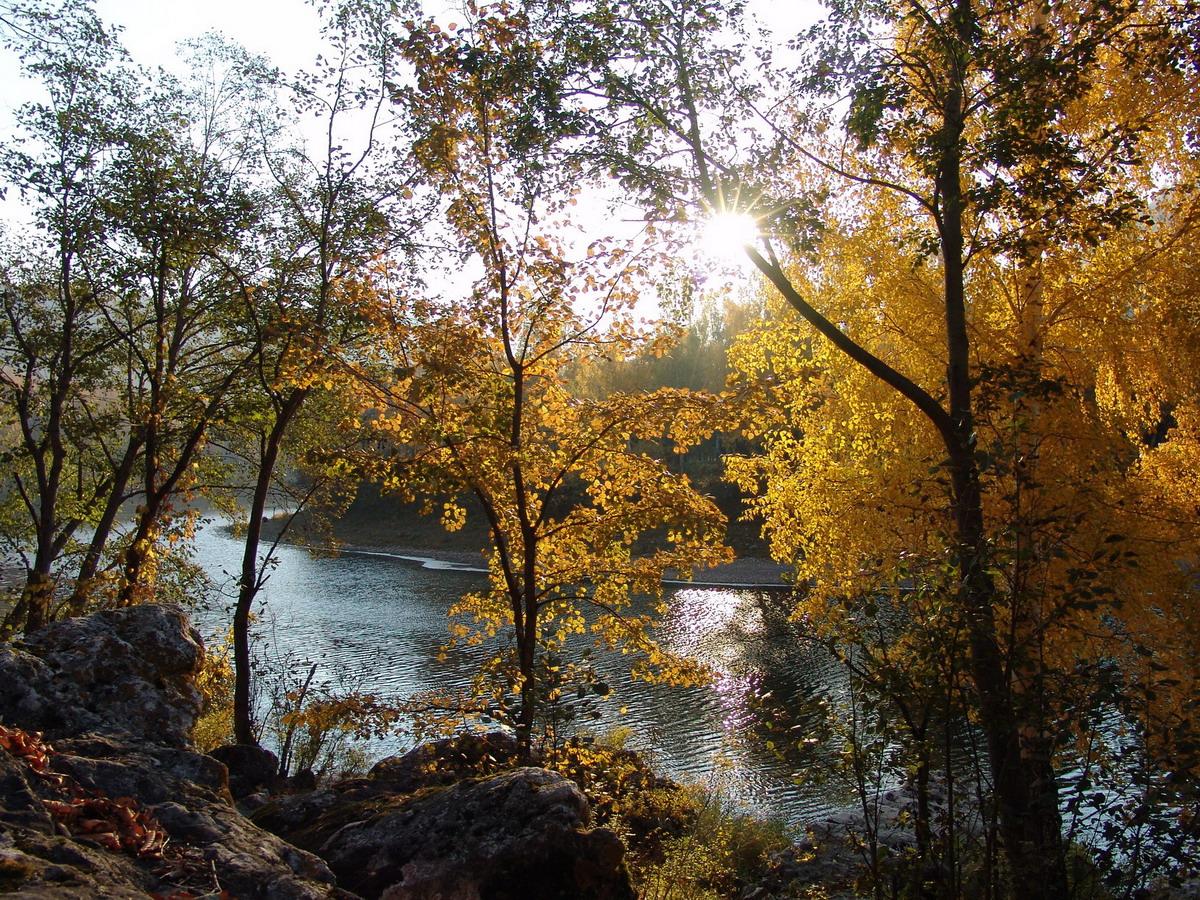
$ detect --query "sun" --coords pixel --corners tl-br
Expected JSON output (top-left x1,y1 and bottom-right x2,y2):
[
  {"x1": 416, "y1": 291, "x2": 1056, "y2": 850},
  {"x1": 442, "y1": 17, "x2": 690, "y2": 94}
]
[{"x1": 699, "y1": 211, "x2": 760, "y2": 267}]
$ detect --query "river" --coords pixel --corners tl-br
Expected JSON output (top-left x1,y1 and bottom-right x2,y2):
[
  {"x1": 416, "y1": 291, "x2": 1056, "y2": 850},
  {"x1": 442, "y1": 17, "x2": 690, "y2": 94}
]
[{"x1": 190, "y1": 524, "x2": 856, "y2": 823}]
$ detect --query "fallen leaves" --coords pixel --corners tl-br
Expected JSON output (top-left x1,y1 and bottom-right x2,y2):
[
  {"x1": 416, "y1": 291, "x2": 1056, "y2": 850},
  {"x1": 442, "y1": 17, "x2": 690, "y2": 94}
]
[
  {"x1": 0, "y1": 723, "x2": 52, "y2": 772},
  {"x1": 0, "y1": 724, "x2": 168, "y2": 858},
  {"x1": 44, "y1": 794, "x2": 169, "y2": 857}
]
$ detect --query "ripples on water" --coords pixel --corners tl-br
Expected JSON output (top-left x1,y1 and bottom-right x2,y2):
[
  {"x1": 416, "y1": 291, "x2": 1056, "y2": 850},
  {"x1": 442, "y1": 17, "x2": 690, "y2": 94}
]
[{"x1": 191, "y1": 525, "x2": 853, "y2": 823}]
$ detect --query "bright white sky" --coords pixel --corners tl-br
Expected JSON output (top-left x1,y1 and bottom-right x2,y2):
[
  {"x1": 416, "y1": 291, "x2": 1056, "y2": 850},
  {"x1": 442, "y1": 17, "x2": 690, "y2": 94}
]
[
  {"x1": 91, "y1": 0, "x2": 824, "y2": 79},
  {"x1": 94, "y1": 0, "x2": 323, "y2": 75},
  {"x1": 2, "y1": 0, "x2": 827, "y2": 178}
]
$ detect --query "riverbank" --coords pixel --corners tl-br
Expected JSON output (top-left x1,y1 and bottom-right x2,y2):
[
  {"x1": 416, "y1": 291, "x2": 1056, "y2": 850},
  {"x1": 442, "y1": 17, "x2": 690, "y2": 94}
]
[
  {"x1": 0, "y1": 604, "x2": 861, "y2": 898},
  {"x1": 249, "y1": 490, "x2": 792, "y2": 589}
]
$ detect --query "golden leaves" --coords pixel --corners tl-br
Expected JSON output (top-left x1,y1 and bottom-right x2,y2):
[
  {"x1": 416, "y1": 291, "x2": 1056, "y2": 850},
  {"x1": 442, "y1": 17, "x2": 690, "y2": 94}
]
[{"x1": 728, "y1": 137, "x2": 1200, "y2": 727}]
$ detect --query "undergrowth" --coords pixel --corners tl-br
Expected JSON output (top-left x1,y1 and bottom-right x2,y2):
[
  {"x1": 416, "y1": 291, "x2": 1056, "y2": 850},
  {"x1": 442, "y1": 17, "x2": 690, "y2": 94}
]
[{"x1": 543, "y1": 728, "x2": 795, "y2": 899}]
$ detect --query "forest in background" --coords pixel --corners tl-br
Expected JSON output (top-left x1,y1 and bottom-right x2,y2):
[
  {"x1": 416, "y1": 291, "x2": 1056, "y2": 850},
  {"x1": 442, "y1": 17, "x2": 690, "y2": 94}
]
[{"x1": 1, "y1": 0, "x2": 1198, "y2": 897}]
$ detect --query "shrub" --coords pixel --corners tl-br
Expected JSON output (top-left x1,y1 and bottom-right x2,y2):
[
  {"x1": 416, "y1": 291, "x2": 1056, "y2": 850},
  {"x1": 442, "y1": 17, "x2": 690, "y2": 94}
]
[
  {"x1": 543, "y1": 730, "x2": 793, "y2": 898},
  {"x1": 192, "y1": 631, "x2": 235, "y2": 752}
]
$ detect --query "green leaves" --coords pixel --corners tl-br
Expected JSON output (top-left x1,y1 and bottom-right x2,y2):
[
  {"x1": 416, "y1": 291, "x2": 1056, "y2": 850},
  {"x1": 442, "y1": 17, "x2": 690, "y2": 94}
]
[{"x1": 846, "y1": 77, "x2": 893, "y2": 150}]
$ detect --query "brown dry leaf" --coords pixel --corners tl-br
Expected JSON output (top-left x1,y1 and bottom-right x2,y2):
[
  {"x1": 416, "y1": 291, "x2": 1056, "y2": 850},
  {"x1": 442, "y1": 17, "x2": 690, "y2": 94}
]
[{"x1": 0, "y1": 724, "x2": 53, "y2": 772}]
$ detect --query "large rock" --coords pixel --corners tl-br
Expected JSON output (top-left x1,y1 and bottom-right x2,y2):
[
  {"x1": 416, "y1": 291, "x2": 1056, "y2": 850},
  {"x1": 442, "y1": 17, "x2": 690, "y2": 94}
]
[
  {"x1": 254, "y1": 766, "x2": 635, "y2": 900},
  {"x1": 0, "y1": 826, "x2": 151, "y2": 898},
  {"x1": 0, "y1": 605, "x2": 637, "y2": 899},
  {"x1": 210, "y1": 743, "x2": 281, "y2": 800},
  {"x1": 0, "y1": 731, "x2": 341, "y2": 898},
  {"x1": 367, "y1": 730, "x2": 522, "y2": 793},
  {"x1": 0, "y1": 605, "x2": 344, "y2": 898},
  {"x1": 0, "y1": 604, "x2": 203, "y2": 747}
]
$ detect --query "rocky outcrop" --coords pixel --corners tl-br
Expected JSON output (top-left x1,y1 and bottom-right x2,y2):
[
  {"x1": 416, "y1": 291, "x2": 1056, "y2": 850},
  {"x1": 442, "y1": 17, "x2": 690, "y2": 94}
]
[
  {"x1": 210, "y1": 743, "x2": 281, "y2": 800},
  {"x1": 0, "y1": 604, "x2": 204, "y2": 747},
  {"x1": 366, "y1": 729, "x2": 523, "y2": 792},
  {"x1": 0, "y1": 606, "x2": 637, "y2": 899},
  {"x1": 373, "y1": 770, "x2": 630, "y2": 899},
  {"x1": 253, "y1": 735, "x2": 635, "y2": 900},
  {"x1": 0, "y1": 605, "x2": 340, "y2": 898}
]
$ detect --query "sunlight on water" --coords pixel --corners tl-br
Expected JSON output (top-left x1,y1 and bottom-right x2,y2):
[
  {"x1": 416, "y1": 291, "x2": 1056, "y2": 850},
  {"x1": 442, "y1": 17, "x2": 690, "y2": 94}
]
[{"x1": 663, "y1": 588, "x2": 764, "y2": 662}]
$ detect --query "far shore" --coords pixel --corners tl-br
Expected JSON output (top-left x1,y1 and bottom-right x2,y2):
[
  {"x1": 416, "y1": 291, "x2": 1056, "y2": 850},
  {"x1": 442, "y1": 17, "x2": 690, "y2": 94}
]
[{"x1": 242, "y1": 504, "x2": 793, "y2": 590}]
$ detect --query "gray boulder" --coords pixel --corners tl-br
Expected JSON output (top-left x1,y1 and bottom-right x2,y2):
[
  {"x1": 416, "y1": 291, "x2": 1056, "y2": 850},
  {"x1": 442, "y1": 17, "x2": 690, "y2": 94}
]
[
  {"x1": 367, "y1": 730, "x2": 522, "y2": 793},
  {"x1": 210, "y1": 743, "x2": 281, "y2": 799},
  {"x1": 0, "y1": 604, "x2": 344, "y2": 898},
  {"x1": 0, "y1": 604, "x2": 203, "y2": 747},
  {"x1": 254, "y1": 766, "x2": 635, "y2": 900},
  {"x1": 0, "y1": 604, "x2": 636, "y2": 899},
  {"x1": 0, "y1": 732, "x2": 341, "y2": 898},
  {"x1": 0, "y1": 826, "x2": 151, "y2": 898}
]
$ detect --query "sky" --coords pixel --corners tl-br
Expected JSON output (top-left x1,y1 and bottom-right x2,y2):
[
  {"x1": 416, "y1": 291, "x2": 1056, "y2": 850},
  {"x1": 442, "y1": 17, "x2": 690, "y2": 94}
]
[
  {"x1": 93, "y1": 0, "x2": 322, "y2": 75},
  {"x1": 2, "y1": 0, "x2": 828, "y2": 175},
  {"x1": 68, "y1": 0, "x2": 824, "y2": 82},
  {"x1": 1, "y1": 0, "x2": 828, "y2": 150}
]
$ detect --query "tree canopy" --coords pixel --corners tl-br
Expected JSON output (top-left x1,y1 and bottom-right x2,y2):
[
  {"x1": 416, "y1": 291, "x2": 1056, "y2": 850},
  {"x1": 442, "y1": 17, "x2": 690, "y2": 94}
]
[{"x1": 1, "y1": 0, "x2": 1197, "y2": 895}]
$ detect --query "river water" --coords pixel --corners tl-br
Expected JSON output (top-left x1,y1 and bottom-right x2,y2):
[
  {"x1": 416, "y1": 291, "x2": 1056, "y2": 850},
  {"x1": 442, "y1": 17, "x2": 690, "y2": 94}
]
[{"x1": 190, "y1": 524, "x2": 855, "y2": 823}]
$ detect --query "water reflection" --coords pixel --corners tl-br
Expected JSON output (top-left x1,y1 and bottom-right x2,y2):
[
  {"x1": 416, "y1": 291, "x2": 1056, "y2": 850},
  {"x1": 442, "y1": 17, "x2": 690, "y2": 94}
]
[{"x1": 190, "y1": 525, "x2": 849, "y2": 822}]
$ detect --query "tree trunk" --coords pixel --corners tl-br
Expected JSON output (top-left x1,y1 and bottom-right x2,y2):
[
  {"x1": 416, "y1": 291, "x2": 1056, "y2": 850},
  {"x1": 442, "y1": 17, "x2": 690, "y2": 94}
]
[
  {"x1": 2, "y1": 569, "x2": 54, "y2": 637},
  {"x1": 117, "y1": 517, "x2": 157, "y2": 607},
  {"x1": 233, "y1": 395, "x2": 303, "y2": 746},
  {"x1": 913, "y1": 749, "x2": 933, "y2": 899},
  {"x1": 233, "y1": 483, "x2": 270, "y2": 746},
  {"x1": 938, "y1": 5, "x2": 1067, "y2": 893},
  {"x1": 69, "y1": 437, "x2": 141, "y2": 614},
  {"x1": 22, "y1": 569, "x2": 53, "y2": 633},
  {"x1": 516, "y1": 602, "x2": 539, "y2": 762}
]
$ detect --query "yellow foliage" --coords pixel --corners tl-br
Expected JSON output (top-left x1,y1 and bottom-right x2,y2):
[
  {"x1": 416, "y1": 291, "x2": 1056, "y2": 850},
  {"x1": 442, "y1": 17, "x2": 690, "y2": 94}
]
[
  {"x1": 729, "y1": 136, "x2": 1200, "y2": 756},
  {"x1": 349, "y1": 3, "x2": 733, "y2": 742},
  {"x1": 192, "y1": 631, "x2": 234, "y2": 753}
]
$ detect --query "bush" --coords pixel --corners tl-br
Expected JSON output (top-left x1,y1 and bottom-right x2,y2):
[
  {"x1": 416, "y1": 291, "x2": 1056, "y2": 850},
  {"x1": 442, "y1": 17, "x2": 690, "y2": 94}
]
[
  {"x1": 192, "y1": 631, "x2": 235, "y2": 752},
  {"x1": 543, "y1": 730, "x2": 794, "y2": 899}
]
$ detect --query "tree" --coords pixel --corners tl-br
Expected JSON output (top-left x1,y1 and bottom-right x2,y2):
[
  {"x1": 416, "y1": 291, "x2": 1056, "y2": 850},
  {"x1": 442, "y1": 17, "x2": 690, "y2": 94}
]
[
  {"x1": 0, "y1": 0, "x2": 132, "y2": 634},
  {"x1": 347, "y1": 3, "x2": 730, "y2": 758},
  {"x1": 64, "y1": 34, "x2": 267, "y2": 613},
  {"x1": 223, "y1": 0, "x2": 416, "y2": 747},
  {"x1": 1, "y1": 6, "x2": 277, "y2": 625},
  {"x1": 93, "y1": 61, "x2": 262, "y2": 607},
  {"x1": 575, "y1": 0, "x2": 1199, "y2": 895}
]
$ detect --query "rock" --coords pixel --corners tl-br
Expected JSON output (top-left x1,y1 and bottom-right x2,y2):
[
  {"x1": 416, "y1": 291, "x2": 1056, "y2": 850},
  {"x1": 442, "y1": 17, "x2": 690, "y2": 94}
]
[
  {"x1": 367, "y1": 730, "x2": 522, "y2": 793},
  {"x1": 240, "y1": 790, "x2": 272, "y2": 814},
  {"x1": 255, "y1": 767, "x2": 635, "y2": 900},
  {"x1": 0, "y1": 605, "x2": 344, "y2": 898},
  {"x1": 0, "y1": 745, "x2": 54, "y2": 834},
  {"x1": 251, "y1": 783, "x2": 357, "y2": 844},
  {"x1": 289, "y1": 769, "x2": 318, "y2": 792},
  {"x1": 0, "y1": 604, "x2": 203, "y2": 747},
  {"x1": 0, "y1": 740, "x2": 156, "y2": 898},
  {"x1": 0, "y1": 604, "x2": 639, "y2": 899},
  {"x1": 210, "y1": 743, "x2": 281, "y2": 799},
  {"x1": 0, "y1": 725, "x2": 342, "y2": 899},
  {"x1": 252, "y1": 731, "x2": 528, "y2": 850},
  {"x1": 52, "y1": 733, "x2": 231, "y2": 803},
  {"x1": 0, "y1": 826, "x2": 152, "y2": 898}
]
